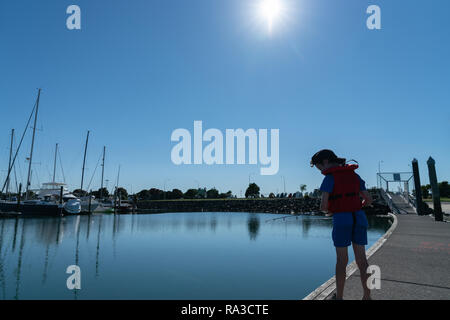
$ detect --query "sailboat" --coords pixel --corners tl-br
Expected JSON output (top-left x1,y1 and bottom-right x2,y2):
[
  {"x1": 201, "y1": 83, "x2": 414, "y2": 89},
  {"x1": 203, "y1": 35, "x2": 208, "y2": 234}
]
[
  {"x1": 0, "y1": 90, "x2": 81, "y2": 216},
  {"x1": 78, "y1": 131, "x2": 104, "y2": 213},
  {"x1": 34, "y1": 143, "x2": 81, "y2": 214}
]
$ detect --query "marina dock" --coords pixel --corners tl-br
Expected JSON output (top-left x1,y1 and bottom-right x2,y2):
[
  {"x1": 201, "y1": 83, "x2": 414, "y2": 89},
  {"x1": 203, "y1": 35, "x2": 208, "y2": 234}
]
[{"x1": 305, "y1": 213, "x2": 450, "y2": 300}]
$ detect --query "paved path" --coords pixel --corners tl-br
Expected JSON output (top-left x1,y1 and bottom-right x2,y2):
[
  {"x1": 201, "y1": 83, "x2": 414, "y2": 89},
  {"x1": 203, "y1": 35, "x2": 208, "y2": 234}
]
[{"x1": 305, "y1": 214, "x2": 450, "y2": 300}]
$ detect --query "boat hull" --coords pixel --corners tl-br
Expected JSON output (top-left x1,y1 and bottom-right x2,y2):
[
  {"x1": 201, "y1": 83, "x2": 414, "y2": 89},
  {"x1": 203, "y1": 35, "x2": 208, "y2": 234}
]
[{"x1": 0, "y1": 201, "x2": 77, "y2": 216}]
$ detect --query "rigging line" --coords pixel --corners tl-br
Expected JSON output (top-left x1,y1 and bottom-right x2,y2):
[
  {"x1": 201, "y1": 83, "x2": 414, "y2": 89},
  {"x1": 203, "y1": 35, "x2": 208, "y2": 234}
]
[
  {"x1": 12, "y1": 135, "x2": 23, "y2": 189},
  {"x1": 12, "y1": 134, "x2": 19, "y2": 193},
  {"x1": 1, "y1": 100, "x2": 37, "y2": 193},
  {"x1": 45, "y1": 164, "x2": 52, "y2": 182},
  {"x1": 17, "y1": 151, "x2": 24, "y2": 188},
  {"x1": 57, "y1": 147, "x2": 66, "y2": 183},
  {"x1": 13, "y1": 160, "x2": 18, "y2": 193},
  {"x1": 265, "y1": 215, "x2": 298, "y2": 223},
  {"x1": 86, "y1": 151, "x2": 102, "y2": 191},
  {"x1": 35, "y1": 165, "x2": 41, "y2": 189},
  {"x1": 265, "y1": 214, "x2": 330, "y2": 223}
]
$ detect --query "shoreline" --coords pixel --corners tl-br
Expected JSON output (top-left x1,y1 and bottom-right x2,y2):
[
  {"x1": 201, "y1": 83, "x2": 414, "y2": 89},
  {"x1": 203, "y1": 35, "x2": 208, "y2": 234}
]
[{"x1": 136, "y1": 198, "x2": 390, "y2": 216}]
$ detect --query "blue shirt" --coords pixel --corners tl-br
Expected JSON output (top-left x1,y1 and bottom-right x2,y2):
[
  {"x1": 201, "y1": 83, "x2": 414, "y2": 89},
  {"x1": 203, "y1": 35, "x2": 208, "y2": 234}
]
[{"x1": 320, "y1": 174, "x2": 366, "y2": 193}]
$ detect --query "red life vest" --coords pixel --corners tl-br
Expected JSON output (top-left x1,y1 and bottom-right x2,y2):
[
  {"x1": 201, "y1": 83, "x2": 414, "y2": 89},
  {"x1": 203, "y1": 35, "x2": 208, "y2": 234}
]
[{"x1": 322, "y1": 164, "x2": 362, "y2": 213}]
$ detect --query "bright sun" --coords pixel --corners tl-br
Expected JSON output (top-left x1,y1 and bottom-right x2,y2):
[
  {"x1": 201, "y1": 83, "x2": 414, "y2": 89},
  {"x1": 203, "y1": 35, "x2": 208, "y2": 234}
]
[{"x1": 258, "y1": 0, "x2": 285, "y2": 33}]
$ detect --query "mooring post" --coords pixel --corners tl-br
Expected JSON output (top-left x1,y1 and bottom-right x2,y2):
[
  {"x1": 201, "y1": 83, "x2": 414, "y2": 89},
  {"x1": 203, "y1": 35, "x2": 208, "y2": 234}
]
[
  {"x1": 412, "y1": 158, "x2": 424, "y2": 215},
  {"x1": 59, "y1": 186, "x2": 64, "y2": 215},
  {"x1": 59, "y1": 186, "x2": 63, "y2": 205},
  {"x1": 427, "y1": 157, "x2": 443, "y2": 221},
  {"x1": 17, "y1": 183, "x2": 22, "y2": 212}
]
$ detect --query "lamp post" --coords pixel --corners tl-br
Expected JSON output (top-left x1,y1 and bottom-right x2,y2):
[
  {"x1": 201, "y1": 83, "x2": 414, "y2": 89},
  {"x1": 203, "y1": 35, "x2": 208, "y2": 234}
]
[{"x1": 377, "y1": 160, "x2": 384, "y2": 189}]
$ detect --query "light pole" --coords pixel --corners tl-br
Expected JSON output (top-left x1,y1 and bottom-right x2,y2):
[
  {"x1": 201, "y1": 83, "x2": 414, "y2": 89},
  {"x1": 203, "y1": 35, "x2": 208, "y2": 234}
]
[
  {"x1": 378, "y1": 160, "x2": 384, "y2": 173},
  {"x1": 281, "y1": 176, "x2": 286, "y2": 194},
  {"x1": 378, "y1": 160, "x2": 384, "y2": 188}
]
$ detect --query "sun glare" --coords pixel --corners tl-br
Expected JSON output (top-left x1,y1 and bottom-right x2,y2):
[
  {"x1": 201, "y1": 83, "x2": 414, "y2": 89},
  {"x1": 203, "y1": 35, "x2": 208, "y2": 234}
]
[{"x1": 258, "y1": 0, "x2": 285, "y2": 34}]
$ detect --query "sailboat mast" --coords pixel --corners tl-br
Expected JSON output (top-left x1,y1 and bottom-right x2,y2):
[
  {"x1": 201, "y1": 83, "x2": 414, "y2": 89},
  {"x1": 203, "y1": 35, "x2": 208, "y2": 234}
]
[
  {"x1": 6, "y1": 129, "x2": 14, "y2": 196},
  {"x1": 52, "y1": 143, "x2": 58, "y2": 183},
  {"x1": 100, "y1": 146, "x2": 105, "y2": 199},
  {"x1": 80, "y1": 130, "x2": 90, "y2": 192},
  {"x1": 116, "y1": 165, "x2": 121, "y2": 190},
  {"x1": 25, "y1": 89, "x2": 41, "y2": 200}
]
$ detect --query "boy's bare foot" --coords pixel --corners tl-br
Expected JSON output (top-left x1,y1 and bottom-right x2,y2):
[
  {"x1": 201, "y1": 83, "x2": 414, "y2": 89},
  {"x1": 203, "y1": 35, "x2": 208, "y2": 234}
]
[
  {"x1": 362, "y1": 295, "x2": 371, "y2": 300},
  {"x1": 331, "y1": 293, "x2": 344, "y2": 300}
]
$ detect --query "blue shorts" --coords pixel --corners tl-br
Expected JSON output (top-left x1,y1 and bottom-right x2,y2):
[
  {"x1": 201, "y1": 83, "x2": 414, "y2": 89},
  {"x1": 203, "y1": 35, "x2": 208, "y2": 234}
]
[{"x1": 332, "y1": 210, "x2": 368, "y2": 247}]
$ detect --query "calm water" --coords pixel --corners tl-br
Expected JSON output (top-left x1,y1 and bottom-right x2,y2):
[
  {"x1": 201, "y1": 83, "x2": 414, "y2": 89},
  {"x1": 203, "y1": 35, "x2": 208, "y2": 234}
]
[{"x1": 0, "y1": 212, "x2": 390, "y2": 300}]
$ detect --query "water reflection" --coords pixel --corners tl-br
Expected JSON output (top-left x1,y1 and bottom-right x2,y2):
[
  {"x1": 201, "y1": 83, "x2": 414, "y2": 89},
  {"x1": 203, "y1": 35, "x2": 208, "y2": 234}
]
[
  {"x1": 247, "y1": 214, "x2": 260, "y2": 240},
  {"x1": 0, "y1": 212, "x2": 390, "y2": 299}
]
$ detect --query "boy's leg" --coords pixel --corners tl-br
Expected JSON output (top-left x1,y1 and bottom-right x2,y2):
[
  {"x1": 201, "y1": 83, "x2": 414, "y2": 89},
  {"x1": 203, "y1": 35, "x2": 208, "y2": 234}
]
[
  {"x1": 335, "y1": 247, "x2": 348, "y2": 300},
  {"x1": 352, "y1": 243, "x2": 371, "y2": 300}
]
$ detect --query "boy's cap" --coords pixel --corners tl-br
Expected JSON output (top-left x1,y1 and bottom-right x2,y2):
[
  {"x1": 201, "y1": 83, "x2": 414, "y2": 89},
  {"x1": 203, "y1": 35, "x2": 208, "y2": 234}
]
[{"x1": 310, "y1": 149, "x2": 341, "y2": 167}]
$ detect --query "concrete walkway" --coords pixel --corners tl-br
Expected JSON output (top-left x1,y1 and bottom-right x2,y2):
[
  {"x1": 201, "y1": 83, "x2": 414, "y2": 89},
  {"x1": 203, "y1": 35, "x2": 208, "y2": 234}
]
[{"x1": 305, "y1": 214, "x2": 450, "y2": 300}]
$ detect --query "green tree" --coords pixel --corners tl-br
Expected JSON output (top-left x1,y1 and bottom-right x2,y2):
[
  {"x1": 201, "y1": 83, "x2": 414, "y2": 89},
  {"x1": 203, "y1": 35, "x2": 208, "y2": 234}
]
[
  {"x1": 300, "y1": 184, "x2": 307, "y2": 193},
  {"x1": 207, "y1": 188, "x2": 219, "y2": 199},
  {"x1": 171, "y1": 189, "x2": 183, "y2": 199},
  {"x1": 91, "y1": 187, "x2": 109, "y2": 199},
  {"x1": 116, "y1": 187, "x2": 128, "y2": 200},
  {"x1": 218, "y1": 190, "x2": 233, "y2": 198},
  {"x1": 184, "y1": 189, "x2": 198, "y2": 199},
  {"x1": 439, "y1": 181, "x2": 450, "y2": 198},
  {"x1": 73, "y1": 189, "x2": 88, "y2": 197},
  {"x1": 149, "y1": 188, "x2": 164, "y2": 200},
  {"x1": 421, "y1": 185, "x2": 431, "y2": 199},
  {"x1": 137, "y1": 189, "x2": 151, "y2": 200},
  {"x1": 245, "y1": 183, "x2": 260, "y2": 198}
]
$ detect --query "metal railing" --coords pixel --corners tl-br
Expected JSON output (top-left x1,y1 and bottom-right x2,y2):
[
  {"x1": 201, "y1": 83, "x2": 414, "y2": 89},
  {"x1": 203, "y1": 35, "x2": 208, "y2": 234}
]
[{"x1": 379, "y1": 189, "x2": 411, "y2": 215}]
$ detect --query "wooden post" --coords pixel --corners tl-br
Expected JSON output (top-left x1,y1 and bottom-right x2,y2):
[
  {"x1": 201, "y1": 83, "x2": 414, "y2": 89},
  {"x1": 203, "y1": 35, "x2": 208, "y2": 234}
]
[
  {"x1": 59, "y1": 186, "x2": 63, "y2": 205},
  {"x1": 412, "y1": 159, "x2": 424, "y2": 215},
  {"x1": 59, "y1": 186, "x2": 64, "y2": 216},
  {"x1": 17, "y1": 183, "x2": 22, "y2": 212},
  {"x1": 427, "y1": 157, "x2": 443, "y2": 221}
]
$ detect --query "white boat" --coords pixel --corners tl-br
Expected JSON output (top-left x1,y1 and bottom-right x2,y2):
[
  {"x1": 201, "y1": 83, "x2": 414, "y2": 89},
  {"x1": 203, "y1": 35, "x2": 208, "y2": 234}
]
[
  {"x1": 36, "y1": 182, "x2": 81, "y2": 214},
  {"x1": 79, "y1": 195, "x2": 102, "y2": 213}
]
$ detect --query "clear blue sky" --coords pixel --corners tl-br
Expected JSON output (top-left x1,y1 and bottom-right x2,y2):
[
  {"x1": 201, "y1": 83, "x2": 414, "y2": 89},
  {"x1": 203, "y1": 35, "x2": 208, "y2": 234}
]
[{"x1": 1, "y1": 0, "x2": 449, "y2": 196}]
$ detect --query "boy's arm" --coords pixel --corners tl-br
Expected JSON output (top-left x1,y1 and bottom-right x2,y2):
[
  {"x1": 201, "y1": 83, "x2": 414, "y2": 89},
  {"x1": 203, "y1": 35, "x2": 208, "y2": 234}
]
[
  {"x1": 320, "y1": 192, "x2": 331, "y2": 215},
  {"x1": 360, "y1": 190, "x2": 373, "y2": 207}
]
